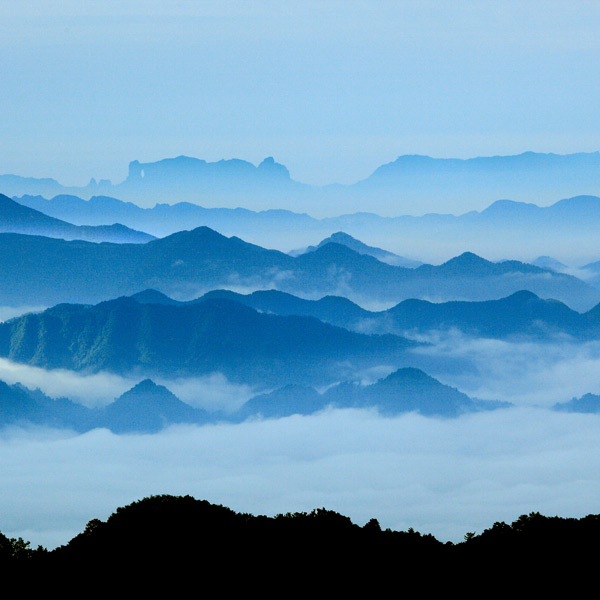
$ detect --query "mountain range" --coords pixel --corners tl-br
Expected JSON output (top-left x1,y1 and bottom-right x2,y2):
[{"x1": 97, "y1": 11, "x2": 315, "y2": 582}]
[
  {"x1": 0, "y1": 225, "x2": 597, "y2": 310},
  {"x1": 0, "y1": 297, "x2": 415, "y2": 385},
  {"x1": 0, "y1": 193, "x2": 153, "y2": 243},
  {"x1": 4, "y1": 151, "x2": 600, "y2": 216},
  {"x1": 133, "y1": 288, "x2": 600, "y2": 340},
  {"x1": 12, "y1": 192, "x2": 600, "y2": 265},
  {"x1": 0, "y1": 378, "x2": 207, "y2": 433},
  {"x1": 0, "y1": 367, "x2": 509, "y2": 433},
  {"x1": 235, "y1": 367, "x2": 509, "y2": 420},
  {"x1": 289, "y1": 231, "x2": 422, "y2": 267}
]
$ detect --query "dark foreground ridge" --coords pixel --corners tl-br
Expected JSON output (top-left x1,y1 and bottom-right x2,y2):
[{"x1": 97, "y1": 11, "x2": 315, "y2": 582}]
[{"x1": 2, "y1": 494, "x2": 599, "y2": 583}]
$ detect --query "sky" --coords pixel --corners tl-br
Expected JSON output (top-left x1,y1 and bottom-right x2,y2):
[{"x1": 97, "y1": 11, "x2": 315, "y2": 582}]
[{"x1": 1, "y1": 1, "x2": 599, "y2": 186}]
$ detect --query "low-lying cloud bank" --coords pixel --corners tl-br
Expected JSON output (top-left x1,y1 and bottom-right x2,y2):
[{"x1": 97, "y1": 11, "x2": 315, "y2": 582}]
[
  {"x1": 0, "y1": 358, "x2": 254, "y2": 410},
  {"x1": 4, "y1": 333, "x2": 600, "y2": 410},
  {"x1": 1, "y1": 407, "x2": 599, "y2": 550},
  {"x1": 409, "y1": 333, "x2": 600, "y2": 407}
]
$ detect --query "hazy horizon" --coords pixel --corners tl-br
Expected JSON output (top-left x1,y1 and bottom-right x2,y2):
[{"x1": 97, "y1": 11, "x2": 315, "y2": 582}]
[
  {"x1": 2, "y1": 1, "x2": 600, "y2": 190},
  {"x1": 4, "y1": 149, "x2": 600, "y2": 189}
]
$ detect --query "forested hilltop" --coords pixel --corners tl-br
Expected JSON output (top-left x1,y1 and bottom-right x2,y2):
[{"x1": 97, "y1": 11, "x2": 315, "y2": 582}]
[{"x1": 2, "y1": 495, "x2": 599, "y2": 580}]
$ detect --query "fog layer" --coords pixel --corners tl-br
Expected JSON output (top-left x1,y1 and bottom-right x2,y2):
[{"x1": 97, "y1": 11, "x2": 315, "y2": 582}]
[{"x1": 1, "y1": 407, "x2": 599, "y2": 550}]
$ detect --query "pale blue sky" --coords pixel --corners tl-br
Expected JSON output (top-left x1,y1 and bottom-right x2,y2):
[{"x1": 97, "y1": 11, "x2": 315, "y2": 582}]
[{"x1": 1, "y1": 0, "x2": 599, "y2": 186}]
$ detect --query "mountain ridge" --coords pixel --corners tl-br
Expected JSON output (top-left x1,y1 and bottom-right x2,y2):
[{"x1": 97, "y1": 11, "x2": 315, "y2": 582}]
[
  {"x1": 0, "y1": 193, "x2": 154, "y2": 243},
  {"x1": 12, "y1": 192, "x2": 600, "y2": 266},
  {"x1": 0, "y1": 227, "x2": 597, "y2": 310},
  {"x1": 0, "y1": 364, "x2": 508, "y2": 433},
  {"x1": 0, "y1": 296, "x2": 416, "y2": 385},
  {"x1": 127, "y1": 287, "x2": 600, "y2": 340},
  {"x1": 5, "y1": 151, "x2": 600, "y2": 216}
]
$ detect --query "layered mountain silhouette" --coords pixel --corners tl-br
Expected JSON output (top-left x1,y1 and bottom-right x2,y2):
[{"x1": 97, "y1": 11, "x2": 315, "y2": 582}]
[
  {"x1": 531, "y1": 256, "x2": 569, "y2": 272},
  {"x1": 234, "y1": 367, "x2": 510, "y2": 420},
  {"x1": 153, "y1": 288, "x2": 600, "y2": 340},
  {"x1": 5, "y1": 151, "x2": 600, "y2": 215},
  {"x1": 14, "y1": 192, "x2": 600, "y2": 265},
  {"x1": 0, "y1": 378, "x2": 208, "y2": 433},
  {"x1": 0, "y1": 297, "x2": 415, "y2": 385},
  {"x1": 382, "y1": 290, "x2": 598, "y2": 339},
  {"x1": 290, "y1": 232, "x2": 422, "y2": 267},
  {"x1": 0, "y1": 366, "x2": 508, "y2": 433},
  {"x1": 0, "y1": 379, "x2": 91, "y2": 431},
  {"x1": 0, "y1": 226, "x2": 596, "y2": 309},
  {"x1": 0, "y1": 193, "x2": 153, "y2": 243}
]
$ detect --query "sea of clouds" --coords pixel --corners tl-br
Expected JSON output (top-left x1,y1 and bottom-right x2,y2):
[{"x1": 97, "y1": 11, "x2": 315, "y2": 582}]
[
  {"x1": 1, "y1": 407, "x2": 599, "y2": 550},
  {"x1": 1, "y1": 331, "x2": 600, "y2": 549}
]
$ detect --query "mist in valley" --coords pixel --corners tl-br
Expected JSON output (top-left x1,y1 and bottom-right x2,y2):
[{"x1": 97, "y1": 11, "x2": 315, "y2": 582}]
[{"x1": 1, "y1": 331, "x2": 600, "y2": 549}]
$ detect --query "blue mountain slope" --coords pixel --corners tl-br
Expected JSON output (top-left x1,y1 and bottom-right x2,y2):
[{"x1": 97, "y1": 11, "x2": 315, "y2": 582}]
[
  {"x1": 0, "y1": 297, "x2": 415, "y2": 385},
  {"x1": 234, "y1": 368, "x2": 511, "y2": 420},
  {"x1": 139, "y1": 287, "x2": 600, "y2": 340},
  {"x1": 0, "y1": 193, "x2": 153, "y2": 243},
  {"x1": 0, "y1": 225, "x2": 597, "y2": 310}
]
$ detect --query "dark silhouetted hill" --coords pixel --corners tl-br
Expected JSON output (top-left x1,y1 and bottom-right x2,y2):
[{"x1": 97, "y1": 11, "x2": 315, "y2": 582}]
[{"x1": 4, "y1": 495, "x2": 599, "y2": 583}]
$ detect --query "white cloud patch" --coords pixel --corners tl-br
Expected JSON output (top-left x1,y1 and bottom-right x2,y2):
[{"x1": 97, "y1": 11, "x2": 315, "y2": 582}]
[
  {"x1": 1, "y1": 407, "x2": 599, "y2": 552},
  {"x1": 0, "y1": 358, "x2": 136, "y2": 407},
  {"x1": 409, "y1": 332, "x2": 600, "y2": 407},
  {"x1": 155, "y1": 373, "x2": 254, "y2": 412},
  {"x1": 0, "y1": 358, "x2": 255, "y2": 410},
  {"x1": 0, "y1": 306, "x2": 47, "y2": 323}
]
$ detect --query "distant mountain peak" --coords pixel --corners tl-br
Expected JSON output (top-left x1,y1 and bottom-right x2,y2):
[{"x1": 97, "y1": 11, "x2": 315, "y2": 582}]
[
  {"x1": 553, "y1": 392, "x2": 600, "y2": 414},
  {"x1": 129, "y1": 378, "x2": 161, "y2": 392},
  {"x1": 380, "y1": 367, "x2": 434, "y2": 385},
  {"x1": 130, "y1": 289, "x2": 179, "y2": 305},
  {"x1": 154, "y1": 225, "x2": 227, "y2": 245},
  {"x1": 0, "y1": 193, "x2": 153, "y2": 243},
  {"x1": 531, "y1": 256, "x2": 567, "y2": 272},
  {"x1": 504, "y1": 290, "x2": 540, "y2": 302},
  {"x1": 296, "y1": 231, "x2": 421, "y2": 268},
  {"x1": 481, "y1": 199, "x2": 538, "y2": 214},
  {"x1": 328, "y1": 231, "x2": 356, "y2": 242},
  {"x1": 551, "y1": 195, "x2": 600, "y2": 211},
  {"x1": 116, "y1": 379, "x2": 181, "y2": 404},
  {"x1": 441, "y1": 252, "x2": 489, "y2": 268},
  {"x1": 258, "y1": 157, "x2": 290, "y2": 179},
  {"x1": 310, "y1": 241, "x2": 368, "y2": 261}
]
